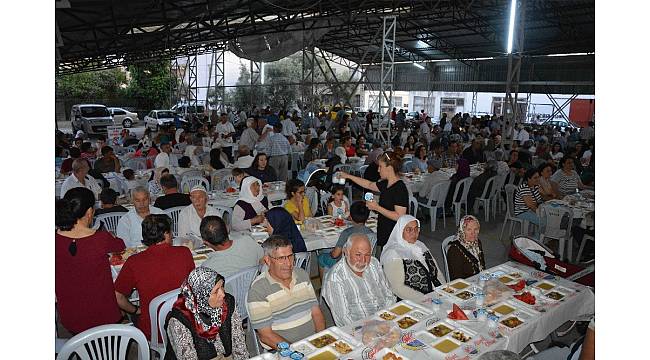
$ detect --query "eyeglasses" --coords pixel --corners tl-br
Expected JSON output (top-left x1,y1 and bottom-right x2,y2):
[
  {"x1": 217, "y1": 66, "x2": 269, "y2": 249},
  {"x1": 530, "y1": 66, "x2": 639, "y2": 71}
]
[
  {"x1": 404, "y1": 226, "x2": 420, "y2": 233},
  {"x1": 268, "y1": 253, "x2": 295, "y2": 262}
]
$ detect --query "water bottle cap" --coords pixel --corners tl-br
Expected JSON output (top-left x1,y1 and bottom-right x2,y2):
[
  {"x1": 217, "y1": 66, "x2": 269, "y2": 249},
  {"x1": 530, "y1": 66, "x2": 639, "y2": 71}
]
[
  {"x1": 364, "y1": 192, "x2": 374, "y2": 201},
  {"x1": 277, "y1": 342, "x2": 290, "y2": 350}
]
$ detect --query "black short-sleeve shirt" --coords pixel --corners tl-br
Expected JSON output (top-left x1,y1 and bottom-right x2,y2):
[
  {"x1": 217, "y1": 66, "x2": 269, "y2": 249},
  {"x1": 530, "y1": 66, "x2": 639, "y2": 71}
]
[{"x1": 376, "y1": 179, "x2": 409, "y2": 246}]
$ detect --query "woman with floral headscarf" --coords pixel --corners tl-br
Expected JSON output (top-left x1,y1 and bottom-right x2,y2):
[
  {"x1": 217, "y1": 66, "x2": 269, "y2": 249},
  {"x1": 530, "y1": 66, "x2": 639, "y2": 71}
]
[
  {"x1": 446, "y1": 215, "x2": 486, "y2": 281},
  {"x1": 164, "y1": 267, "x2": 249, "y2": 360},
  {"x1": 380, "y1": 214, "x2": 445, "y2": 302}
]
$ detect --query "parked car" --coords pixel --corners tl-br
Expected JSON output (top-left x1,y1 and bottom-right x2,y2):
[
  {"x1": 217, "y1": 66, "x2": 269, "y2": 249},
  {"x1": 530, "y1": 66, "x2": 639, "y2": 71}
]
[
  {"x1": 70, "y1": 104, "x2": 114, "y2": 135},
  {"x1": 108, "y1": 107, "x2": 139, "y2": 128},
  {"x1": 540, "y1": 118, "x2": 580, "y2": 132},
  {"x1": 405, "y1": 111, "x2": 419, "y2": 121},
  {"x1": 171, "y1": 102, "x2": 206, "y2": 120},
  {"x1": 144, "y1": 110, "x2": 176, "y2": 131}
]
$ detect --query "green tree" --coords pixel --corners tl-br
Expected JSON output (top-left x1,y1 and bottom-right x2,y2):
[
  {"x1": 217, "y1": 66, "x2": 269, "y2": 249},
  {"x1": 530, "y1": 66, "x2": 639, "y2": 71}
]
[
  {"x1": 57, "y1": 68, "x2": 127, "y2": 99},
  {"x1": 125, "y1": 61, "x2": 176, "y2": 110}
]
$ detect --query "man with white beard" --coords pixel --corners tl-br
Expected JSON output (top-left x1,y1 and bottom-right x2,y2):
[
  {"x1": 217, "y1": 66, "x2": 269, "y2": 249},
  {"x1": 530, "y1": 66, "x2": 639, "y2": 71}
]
[{"x1": 321, "y1": 233, "x2": 396, "y2": 326}]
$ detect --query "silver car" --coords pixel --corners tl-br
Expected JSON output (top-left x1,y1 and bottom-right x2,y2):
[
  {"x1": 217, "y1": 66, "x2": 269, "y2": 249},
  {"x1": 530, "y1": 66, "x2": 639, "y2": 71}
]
[
  {"x1": 144, "y1": 110, "x2": 176, "y2": 131},
  {"x1": 108, "y1": 107, "x2": 139, "y2": 128},
  {"x1": 70, "y1": 104, "x2": 114, "y2": 135}
]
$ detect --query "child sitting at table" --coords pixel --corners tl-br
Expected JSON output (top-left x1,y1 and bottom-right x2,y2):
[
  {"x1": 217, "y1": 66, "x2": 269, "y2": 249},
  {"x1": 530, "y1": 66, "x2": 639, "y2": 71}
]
[
  {"x1": 317, "y1": 201, "x2": 376, "y2": 280},
  {"x1": 327, "y1": 185, "x2": 350, "y2": 219},
  {"x1": 122, "y1": 169, "x2": 139, "y2": 195}
]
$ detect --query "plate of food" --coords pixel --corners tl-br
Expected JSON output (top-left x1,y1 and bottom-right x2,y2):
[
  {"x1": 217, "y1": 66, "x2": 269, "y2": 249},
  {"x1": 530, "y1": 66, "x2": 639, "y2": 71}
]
[
  {"x1": 450, "y1": 329, "x2": 473, "y2": 343},
  {"x1": 192, "y1": 255, "x2": 207, "y2": 261},
  {"x1": 545, "y1": 290, "x2": 566, "y2": 301},
  {"x1": 432, "y1": 338, "x2": 461, "y2": 354},
  {"x1": 491, "y1": 302, "x2": 516, "y2": 316},
  {"x1": 331, "y1": 340, "x2": 354, "y2": 355},
  {"x1": 498, "y1": 275, "x2": 516, "y2": 284},
  {"x1": 448, "y1": 280, "x2": 471, "y2": 290},
  {"x1": 308, "y1": 331, "x2": 338, "y2": 348},
  {"x1": 307, "y1": 348, "x2": 338, "y2": 360},
  {"x1": 378, "y1": 311, "x2": 397, "y2": 321},
  {"x1": 441, "y1": 286, "x2": 456, "y2": 294},
  {"x1": 500, "y1": 316, "x2": 525, "y2": 329},
  {"x1": 361, "y1": 320, "x2": 401, "y2": 350},
  {"x1": 374, "y1": 348, "x2": 407, "y2": 360},
  {"x1": 455, "y1": 291, "x2": 474, "y2": 300},
  {"x1": 396, "y1": 316, "x2": 418, "y2": 329},
  {"x1": 535, "y1": 281, "x2": 556, "y2": 291},
  {"x1": 427, "y1": 322, "x2": 454, "y2": 337},
  {"x1": 290, "y1": 341, "x2": 317, "y2": 356},
  {"x1": 389, "y1": 303, "x2": 413, "y2": 316}
]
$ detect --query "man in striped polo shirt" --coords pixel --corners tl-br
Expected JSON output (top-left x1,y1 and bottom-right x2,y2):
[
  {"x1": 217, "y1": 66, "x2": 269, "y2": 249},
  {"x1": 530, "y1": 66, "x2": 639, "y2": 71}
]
[{"x1": 247, "y1": 235, "x2": 325, "y2": 350}]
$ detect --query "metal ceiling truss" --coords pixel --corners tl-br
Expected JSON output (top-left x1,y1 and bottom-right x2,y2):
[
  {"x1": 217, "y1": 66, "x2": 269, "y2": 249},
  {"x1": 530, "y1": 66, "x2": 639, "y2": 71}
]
[{"x1": 57, "y1": 0, "x2": 594, "y2": 75}]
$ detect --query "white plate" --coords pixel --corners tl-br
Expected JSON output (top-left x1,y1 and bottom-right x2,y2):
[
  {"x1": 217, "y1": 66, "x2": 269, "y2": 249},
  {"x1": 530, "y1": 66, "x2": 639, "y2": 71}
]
[
  {"x1": 490, "y1": 302, "x2": 517, "y2": 316},
  {"x1": 499, "y1": 315, "x2": 526, "y2": 329},
  {"x1": 431, "y1": 337, "x2": 462, "y2": 354},
  {"x1": 290, "y1": 340, "x2": 317, "y2": 355},
  {"x1": 374, "y1": 348, "x2": 409, "y2": 360}
]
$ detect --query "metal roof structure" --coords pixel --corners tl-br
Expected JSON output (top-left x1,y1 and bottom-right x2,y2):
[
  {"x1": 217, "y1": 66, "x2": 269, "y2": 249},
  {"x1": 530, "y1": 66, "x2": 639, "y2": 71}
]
[{"x1": 56, "y1": 0, "x2": 594, "y2": 75}]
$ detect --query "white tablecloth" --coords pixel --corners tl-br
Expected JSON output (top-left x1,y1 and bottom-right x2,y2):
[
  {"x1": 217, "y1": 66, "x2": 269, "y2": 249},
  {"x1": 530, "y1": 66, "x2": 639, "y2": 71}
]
[
  {"x1": 280, "y1": 261, "x2": 593, "y2": 359},
  {"x1": 402, "y1": 164, "x2": 483, "y2": 194}
]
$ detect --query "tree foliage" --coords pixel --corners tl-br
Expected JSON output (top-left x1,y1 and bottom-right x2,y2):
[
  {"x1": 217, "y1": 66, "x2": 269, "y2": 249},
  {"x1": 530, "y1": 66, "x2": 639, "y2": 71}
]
[
  {"x1": 57, "y1": 68, "x2": 127, "y2": 99},
  {"x1": 125, "y1": 61, "x2": 176, "y2": 110}
]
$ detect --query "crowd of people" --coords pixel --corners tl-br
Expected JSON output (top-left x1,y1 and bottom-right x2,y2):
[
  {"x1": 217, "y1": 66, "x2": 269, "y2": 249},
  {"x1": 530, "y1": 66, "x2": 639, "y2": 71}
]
[{"x1": 55, "y1": 106, "x2": 594, "y2": 360}]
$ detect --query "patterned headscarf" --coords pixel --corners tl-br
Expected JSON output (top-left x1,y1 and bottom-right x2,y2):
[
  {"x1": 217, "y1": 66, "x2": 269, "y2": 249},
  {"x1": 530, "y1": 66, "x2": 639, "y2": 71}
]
[
  {"x1": 454, "y1": 215, "x2": 483, "y2": 269},
  {"x1": 174, "y1": 267, "x2": 229, "y2": 340}
]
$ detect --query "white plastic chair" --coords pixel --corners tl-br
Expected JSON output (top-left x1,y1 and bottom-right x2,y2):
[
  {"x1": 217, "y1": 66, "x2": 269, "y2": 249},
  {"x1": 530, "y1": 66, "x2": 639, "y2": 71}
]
[
  {"x1": 56, "y1": 324, "x2": 150, "y2": 360},
  {"x1": 451, "y1": 177, "x2": 473, "y2": 226},
  {"x1": 294, "y1": 252, "x2": 312, "y2": 272},
  {"x1": 149, "y1": 288, "x2": 180, "y2": 358},
  {"x1": 210, "y1": 168, "x2": 233, "y2": 191},
  {"x1": 180, "y1": 169, "x2": 204, "y2": 181},
  {"x1": 245, "y1": 295, "x2": 262, "y2": 356},
  {"x1": 441, "y1": 235, "x2": 455, "y2": 282},
  {"x1": 498, "y1": 184, "x2": 528, "y2": 244},
  {"x1": 473, "y1": 176, "x2": 497, "y2": 222},
  {"x1": 180, "y1": 176, "x2": 210, "y2": 193},
  {"x1": 401, "y1": 160, "x2": 414, "y2": 173},
  {"x1": 408, "y1": 194, "x2": 418, "y2": 218},
  {"x1": 354, "y1": 164, "x2": 368, "y2": 177},
  {"x1": 319, "y1": 190, "x2": 332, "y2": 216},
  {"x1": 164, "y1": 206, "x2": 185, "y2": 238},
  {"x1": 490, "y1": 174, "x2": 508, "y2": 216},
  {"x1": 417, "y1": 180, "x2": 451, "y2": 232},
  {"x1": 224, "y1": 266, "x2": 260, "y2": 321},
  {"x1": 210, "y1": 205, "x2": 233, "y2": 227},
  {"x1": 157, "y1": 294, "x2": 177, "y2": 359},
  {"x1": 576, "y1": 234, "x2": 594, "y2": 263},
  {"x1": 539, "y1": 203, "x2": 574, "y2": 261},
  {"x1": 94, "y1": 212, "x2": 127, "y2": 237},
  {"x1": 125, "y1": 158, "x2": 147, "y2": 171}
]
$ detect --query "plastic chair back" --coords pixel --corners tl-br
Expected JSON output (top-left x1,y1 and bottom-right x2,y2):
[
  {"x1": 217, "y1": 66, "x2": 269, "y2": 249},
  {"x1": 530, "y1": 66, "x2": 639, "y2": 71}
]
[
  {"x1": 224, "y1": 266, "x2": 260, "y2": 320},
  {"x1": 504, "y1": 184, "x2": 517, "y2": 218},
  {"x1": 180, "y1": 176, "x2": 210, "y2": 193},
  {"x1": 180, "y1": 169, "x2": 203, "y2": 180},
  {"x1": 357, "y1": 164, "x2": 369, "y2": 176},
  {"x1": 158, "y1": 293, "x2": 177, "y2": 357},
  {"x1": 210, "y1": 168, "x2": 233, "y2": 191},
  {"x1": 478, "y1": 176, "x2": 497, "y2": 200},
  {"x1": 56, "y1": 324, "x2": 150, "y2": 360},
  {"x1": 433, "y1": 180, "x2": 452, "y2": 206},
  {"x1": 164, "y1": 206, "x2": 185, "y2": 238},
  {"x1": 452, "y1": 177, "x2": 473, "y2": 204},
  {"x1": 210, "y1": 205, "x2": 233, "y2": 227},
  {"x1": 409, "y1": 195, "x2": 418, "y2": 217},
  {"x1": 539, "y1": 203, "x2": 573, "y2": 239},
  {"x1": 294, "y1": 252, "x2": 312, "y2": 272},
  {"x1": 401, "y1": 160, "x2": 413, "y2": 173},
  {"x1": 94, "y1": 212, "x2": 127, "y2": 237},
  {"x1": 319, "y1": 190, "x2": 332, "y2": 215},
  {"x1": 125, "y1": 158, "x2": 147, "y2": 171},
  {"x1": 332, "y1": 164, "x2": 352, "y2": 173},
  {"x1": 441, "y1": 235, "x2": 455, "y2": 282},
  {"x1": 149, "y1": 288, "x2": 180, "y2": 352}
]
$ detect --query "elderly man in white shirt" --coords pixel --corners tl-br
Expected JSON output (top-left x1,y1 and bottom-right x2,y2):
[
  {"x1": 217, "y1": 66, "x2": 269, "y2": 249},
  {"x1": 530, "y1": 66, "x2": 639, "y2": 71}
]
[
  {"x1": 154, "y1": 141, "x2": 172, "y2": 168},
  {"x1": 233, "y1": 144, "x2": 255, "y2": 169},
  {"x1": 281, "y1": 117, "x2": 298, "y2": 137},
  {"x1": 240, "y1": 118, "x2": 260, "y2": 151},
  {"x1": 60, "y1": 158, "x2": 102, "y2": 198},
  {"x1": 177, "y1": 185, "x2": 220, "y2": 244},
  {"x1": 321, "y1": 233, "x2": 396, "y2": 327},
  {"x1": 116, "y1": 187, "x2": 164, "y2": 248}
]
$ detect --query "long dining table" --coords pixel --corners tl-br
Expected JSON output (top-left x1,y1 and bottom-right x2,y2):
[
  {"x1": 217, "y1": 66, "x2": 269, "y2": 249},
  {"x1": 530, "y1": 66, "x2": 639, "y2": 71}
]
[{"x1": 250, "y1": 261, "x2": 594, "y2": 360}]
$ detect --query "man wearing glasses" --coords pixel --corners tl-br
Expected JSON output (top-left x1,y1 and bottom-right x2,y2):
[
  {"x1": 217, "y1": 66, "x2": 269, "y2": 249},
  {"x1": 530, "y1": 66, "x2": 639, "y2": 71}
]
[{"x1": 247, "y1": 235, "x2": 325, "y2": 350}]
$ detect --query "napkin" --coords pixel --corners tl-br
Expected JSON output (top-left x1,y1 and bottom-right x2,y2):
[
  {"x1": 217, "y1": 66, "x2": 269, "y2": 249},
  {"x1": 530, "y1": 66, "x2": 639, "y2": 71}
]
[
  {"x1": 507, "y1": 280, "x2": 526, "y2": 292},
  {"x1": 514, "y1": 292, "x2": 536, "y2": 305},
  {"x1": 447, "y1": 304, "x2": 469, "y2": 320}
]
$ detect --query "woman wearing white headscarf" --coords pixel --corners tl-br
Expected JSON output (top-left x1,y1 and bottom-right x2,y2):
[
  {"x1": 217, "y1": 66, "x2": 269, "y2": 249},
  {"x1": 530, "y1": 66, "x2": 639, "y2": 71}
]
[
  {"x1": 335, "y1": 146, "x2": 348, "y2": 164},
  {"x1": 230, "y1": 176, "x2": 268, "y2": 231},
  {"x1": 446, "y1": 215, "x2": 485, "y2": 281},
  {"x1": 381, "y1": 214, "x2": 445, "y2": 301}
]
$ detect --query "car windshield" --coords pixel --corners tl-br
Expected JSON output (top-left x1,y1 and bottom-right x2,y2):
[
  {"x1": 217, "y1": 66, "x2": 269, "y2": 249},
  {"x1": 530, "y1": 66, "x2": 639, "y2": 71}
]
[
  {"x1": 157, "y1": 111, "x2": 175, "y2": 118},
  {"x1": 80, "y1": 106, "x2": 110, "y2": 117}
]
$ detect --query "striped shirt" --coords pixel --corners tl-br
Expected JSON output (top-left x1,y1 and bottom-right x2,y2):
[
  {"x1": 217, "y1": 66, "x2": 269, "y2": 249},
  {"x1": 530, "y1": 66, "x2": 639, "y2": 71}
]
[
  {"x1": 514, "y1": 182, "x2": 543, "y2": 216},
  {"x1": 247, "y1": 268, "x2": 318, "y2": 346},
  {"x1": 321, "y1": 257, "x2": 396, "y2": 327},
  {"x1": 550, "y1": 169, "x2": 582, "y2": 197},
  {"x1": 267, "y1": 133, "x2": 291, "y2": 157}
]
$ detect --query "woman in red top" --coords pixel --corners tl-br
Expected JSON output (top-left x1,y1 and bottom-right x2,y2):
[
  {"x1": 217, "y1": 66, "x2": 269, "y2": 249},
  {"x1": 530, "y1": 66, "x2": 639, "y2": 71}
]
[
  {"x1": 342, "y1": 136, "x2": 356, "y2": 157},
  {"x1": 55, "y1": 187, "x2": 126, "y2": 334}
]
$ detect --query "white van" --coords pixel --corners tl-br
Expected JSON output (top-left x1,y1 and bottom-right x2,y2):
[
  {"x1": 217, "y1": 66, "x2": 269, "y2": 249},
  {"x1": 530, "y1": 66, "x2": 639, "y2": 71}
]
[{"x1": 70, "y1": 104, "x2": 114, "y2": 135}]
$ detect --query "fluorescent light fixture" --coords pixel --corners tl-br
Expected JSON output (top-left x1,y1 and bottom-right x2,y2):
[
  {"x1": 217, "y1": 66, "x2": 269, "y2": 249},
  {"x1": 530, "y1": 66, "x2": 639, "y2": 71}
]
[
  {"x1": 413, "y1": 62, "x2": 425, "y2": 70},
  {"x1": 261, "y1": 62, "x2": 265, "y2": 84},
  {"x1": 547, "y1": 52, "x2": 595, "y2": 57},
  {"x1": 507, "y1": 0, "x2": 517, "y2": 54}
]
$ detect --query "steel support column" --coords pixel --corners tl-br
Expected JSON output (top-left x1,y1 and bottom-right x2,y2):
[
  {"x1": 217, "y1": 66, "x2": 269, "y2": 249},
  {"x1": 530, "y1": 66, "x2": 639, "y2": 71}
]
[
  {"x1": 546, "y1": 94, "x2": 578, "y2": 121},
  {"x1": 187, "y1": 55, "x2": 198, "y2": 102},
  {"x1": 378, "y1": 15, "x2": 397, "y2": 144},
  {"x1": 214, "y1": 50, "x2": 225, "y2": 113},
  {"x1": 504, "y1": 0, "x2": 527, "y2": 128},
  {"x1": 301, "y1": 47, "x2": 316, "y2": 118},
  {"x1": 250, "y1": 60, "x2": 261, "y2": 108}
]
